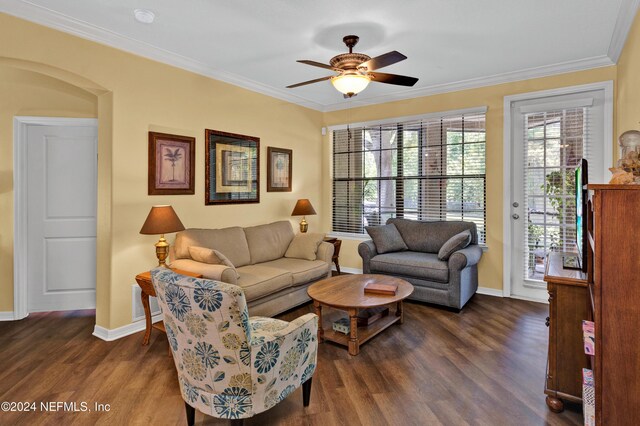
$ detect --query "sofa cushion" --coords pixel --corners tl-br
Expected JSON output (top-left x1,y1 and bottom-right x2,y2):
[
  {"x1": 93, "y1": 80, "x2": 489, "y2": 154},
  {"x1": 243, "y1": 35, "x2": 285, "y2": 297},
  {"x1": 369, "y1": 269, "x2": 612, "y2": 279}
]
[
  {"x1": 244, "y1": 221, "x2": 295, "y2": 264},
  {"x1": 188, "y1": 246, "x2": 239, "y2": 278},
  {"x1": 174, "y1": 227, "x2": 251, "y2": 267},
  {"x1": 261, "y1": 258, "x2": 329, "y2": 286},
  {"x1": 285, "y1": 232, "x2": 325, "y2": 261},
  {"x1": 387, "y1": 218, "x2": 477, "y2": 253},
  {"x1": 438, "y1": 230, "x2": 472, "y2": 260},
  {"x1": 370, "y1": 251, "x2": 449, "y2": 283},
  {"x1": 365, "y1": 223, "x2": 408, "y2": 254},
  {"x1": 235, "y1": 264, "x2": 293, "y2": 301}
]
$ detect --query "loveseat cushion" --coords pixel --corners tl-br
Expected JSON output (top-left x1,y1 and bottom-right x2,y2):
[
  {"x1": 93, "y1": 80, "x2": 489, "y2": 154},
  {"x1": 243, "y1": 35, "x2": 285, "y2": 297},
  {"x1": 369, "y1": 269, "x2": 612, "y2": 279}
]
[
  {"x1": 387, "y1": 218, "x2": 477, "y2": 253},
  {"x1": 365, "y1": 223, "x2": 408, "y2": 254},
  {"x1": 235, "y1": 264, "x2": 293, "y2": 301},
  {"x1": 438, "y1": 230, "x2": 472, "y2": 260},
  {"x1": 174, "y1": 227, "x2": 251, "y2": 267},
  {"x1": 261, "y1": 258, "x2": 329, "y2": 286},
  {"x1": 370, "y1": 251, "x2": 449, "y2": 283},
  {"x1": 244, "y1": 221, "x2": 295, "y2": 264}
]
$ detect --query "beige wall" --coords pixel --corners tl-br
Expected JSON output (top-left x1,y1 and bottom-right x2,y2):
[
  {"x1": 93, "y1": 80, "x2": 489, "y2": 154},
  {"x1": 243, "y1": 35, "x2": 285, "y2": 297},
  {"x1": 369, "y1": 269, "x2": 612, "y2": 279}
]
[
  {"x1": 0, "y1": 13, "x2": 323, "y2": 328},
  {"x1": 0, "y1": 66, "x2": 98, "y2": 312},
  {"x1": 617, "y1": 11, "x2": 640, "y2": 137},
  {"x1": 322, "y1": 67, "x2": 618, "y2": 290}
]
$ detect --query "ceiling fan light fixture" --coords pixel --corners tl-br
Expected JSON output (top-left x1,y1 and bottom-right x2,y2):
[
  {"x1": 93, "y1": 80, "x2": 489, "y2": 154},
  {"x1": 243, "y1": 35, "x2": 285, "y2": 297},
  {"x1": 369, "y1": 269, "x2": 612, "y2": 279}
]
[{"x1": 331, "y1": 73, "x2": 370, "y2": 97}]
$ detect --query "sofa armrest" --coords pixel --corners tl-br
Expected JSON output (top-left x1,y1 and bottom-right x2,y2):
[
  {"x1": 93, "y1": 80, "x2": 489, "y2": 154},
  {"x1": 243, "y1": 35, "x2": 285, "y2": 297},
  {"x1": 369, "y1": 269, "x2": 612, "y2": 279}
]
[
  {"x1": 167, "y1": 259, "x2": 238, "y2": 284},
  {"x1": 448, "y1": 245, "x2": 483, "y2": 271},
  {"x1": 316, "y1": 241, "x2": 335, "y2": 264},
  {"x1": 358, "y1": 240, "x2": 378, "y2": 274}
]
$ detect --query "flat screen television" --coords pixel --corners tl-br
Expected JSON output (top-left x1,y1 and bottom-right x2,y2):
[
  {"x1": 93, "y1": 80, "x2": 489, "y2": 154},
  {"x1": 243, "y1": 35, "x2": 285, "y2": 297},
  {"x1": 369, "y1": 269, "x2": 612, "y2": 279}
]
[{"x1": 574, "y1": 159, "x2": 588, "y2": 272}]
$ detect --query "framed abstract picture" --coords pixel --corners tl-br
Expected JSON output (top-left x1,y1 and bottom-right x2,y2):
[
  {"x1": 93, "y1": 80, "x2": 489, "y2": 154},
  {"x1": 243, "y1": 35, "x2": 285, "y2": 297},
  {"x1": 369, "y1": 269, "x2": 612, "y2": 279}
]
[
  {"x1": 267, "y1": 147, "x2": 292, "y2": 192},
  {"x1": 205, "y1": 129, "x2": 260, "y2": 205},
  {"x1": 148, "y1": 132, "x2": 195, "y2": 195}
]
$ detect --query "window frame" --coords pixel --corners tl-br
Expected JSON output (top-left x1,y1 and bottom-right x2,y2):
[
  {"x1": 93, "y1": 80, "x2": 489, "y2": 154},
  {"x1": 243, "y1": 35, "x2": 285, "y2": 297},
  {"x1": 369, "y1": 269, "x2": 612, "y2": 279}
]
[{"x1": 329, "y1": 107, "x2": 488, "y2": 243}]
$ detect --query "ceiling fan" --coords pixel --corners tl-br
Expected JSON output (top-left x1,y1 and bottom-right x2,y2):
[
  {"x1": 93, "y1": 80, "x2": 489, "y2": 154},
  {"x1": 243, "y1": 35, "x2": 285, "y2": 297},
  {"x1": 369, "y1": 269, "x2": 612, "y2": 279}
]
[{"x1": 287, "y1": 35, "x2": 419, "y2": 98}]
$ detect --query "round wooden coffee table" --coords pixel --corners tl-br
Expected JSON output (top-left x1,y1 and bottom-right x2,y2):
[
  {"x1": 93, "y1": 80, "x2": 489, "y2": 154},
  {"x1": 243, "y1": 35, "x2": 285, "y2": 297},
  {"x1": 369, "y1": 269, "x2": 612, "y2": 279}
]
[{"x1": 307, "y1": 274, "x2": 413, "y2": 355}]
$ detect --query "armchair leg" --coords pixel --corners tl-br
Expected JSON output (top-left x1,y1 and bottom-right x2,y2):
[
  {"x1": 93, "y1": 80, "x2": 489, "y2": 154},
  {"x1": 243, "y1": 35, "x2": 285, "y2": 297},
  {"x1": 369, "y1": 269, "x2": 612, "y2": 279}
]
[
  {"x1": 185, "y1": 402, "x2": 195, "y2": 426},
  {"x1": 302, "y1": 377, "x2": 313, "y2": 407}
]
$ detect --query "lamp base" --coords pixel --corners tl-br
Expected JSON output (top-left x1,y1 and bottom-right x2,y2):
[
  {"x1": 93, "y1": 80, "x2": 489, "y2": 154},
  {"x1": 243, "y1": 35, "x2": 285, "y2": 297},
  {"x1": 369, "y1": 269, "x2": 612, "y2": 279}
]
[
  {"x1": 299, "y1": 217, "x2": 308, "y2": 233},
  {"x1": 155, "y1": 234, "x2": 170, "y2": 267}
]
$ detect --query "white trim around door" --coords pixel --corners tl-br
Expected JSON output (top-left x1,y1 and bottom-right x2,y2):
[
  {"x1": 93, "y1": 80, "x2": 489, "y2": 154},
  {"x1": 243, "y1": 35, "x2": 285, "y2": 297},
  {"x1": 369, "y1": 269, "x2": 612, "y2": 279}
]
[
  {"x1": 502, "y1": 81, "x2": 613, "y2": 298},
  {"x1": 13, "y1": 116, "x2": 99, "y2": 320}
]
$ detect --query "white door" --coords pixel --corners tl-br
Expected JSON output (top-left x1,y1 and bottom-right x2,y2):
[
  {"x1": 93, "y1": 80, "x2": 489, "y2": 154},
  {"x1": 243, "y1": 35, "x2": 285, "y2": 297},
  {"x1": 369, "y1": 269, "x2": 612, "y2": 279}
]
[
  {"x1": 509, "y1": 90, "x2": 607, "y2": 300},
  {"x1": 26, "y1": 122, "x2": 98, "y2": 312}
]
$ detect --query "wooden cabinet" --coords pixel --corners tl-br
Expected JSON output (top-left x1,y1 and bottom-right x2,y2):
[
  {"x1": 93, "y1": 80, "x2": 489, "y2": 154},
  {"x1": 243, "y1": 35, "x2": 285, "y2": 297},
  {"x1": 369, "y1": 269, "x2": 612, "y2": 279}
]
[
  {"x1": 544, "y1": 252, "x2": 589, "y2": 412},
  {"x1": 588, "y1": 185, "x2": 640, "y2": 425},
  {"x1": 544, "y1": 185, "x2": 640, "y2": 422}
]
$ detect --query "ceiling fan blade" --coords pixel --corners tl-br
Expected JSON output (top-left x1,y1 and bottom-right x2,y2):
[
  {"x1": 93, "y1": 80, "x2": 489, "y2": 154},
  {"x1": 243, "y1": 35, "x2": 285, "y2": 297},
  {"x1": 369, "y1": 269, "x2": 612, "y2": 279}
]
[
  {"x1": 369, "y1": 72, "x2": 418, "y2": 87},
  {"x1": 359, "y1": 51, "x2": 407, "y2": 71},
  {"x1": 297, "y1": 60, "x2": 340, "y2": 71},
  {"x1": 286, "y1": 75, "x2": 333, "y2": 88}
]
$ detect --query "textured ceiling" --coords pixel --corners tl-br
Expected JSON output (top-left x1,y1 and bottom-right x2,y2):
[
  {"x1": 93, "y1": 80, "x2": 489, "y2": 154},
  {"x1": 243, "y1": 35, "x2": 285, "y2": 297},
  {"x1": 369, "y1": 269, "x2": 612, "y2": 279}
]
[{"x1": 0, "y1": 0, "x2": 633, "y2": 111}]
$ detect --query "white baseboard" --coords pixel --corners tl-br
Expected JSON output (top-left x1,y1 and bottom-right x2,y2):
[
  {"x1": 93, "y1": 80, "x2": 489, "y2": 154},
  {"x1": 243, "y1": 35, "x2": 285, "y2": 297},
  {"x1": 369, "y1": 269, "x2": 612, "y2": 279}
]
[
  {"x1": 476, "y1": 287, "x2": 504, "y2": 297},
  {"x1": 92, "y1": 313, "x2": 163, "y2": 342},
  {"x1": 508, "y1": 294, "x2": 548, "y2": 304},
  {"x1": 333, "y1": 266, "x2": 363, "y2": 275},
  {"x1": 0, "y1": 311, "x2": 15, "y2": 321}
]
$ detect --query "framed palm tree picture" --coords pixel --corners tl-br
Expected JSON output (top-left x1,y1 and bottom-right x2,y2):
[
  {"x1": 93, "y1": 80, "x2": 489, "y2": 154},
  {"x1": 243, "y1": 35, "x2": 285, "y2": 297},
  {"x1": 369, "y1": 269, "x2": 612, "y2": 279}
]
[
  {"x1": 148, "y1": 132, "x2": 195, "y2": 195},
  {"x1": 267, "y1": 147, "x2": 292, "y2": 192}
]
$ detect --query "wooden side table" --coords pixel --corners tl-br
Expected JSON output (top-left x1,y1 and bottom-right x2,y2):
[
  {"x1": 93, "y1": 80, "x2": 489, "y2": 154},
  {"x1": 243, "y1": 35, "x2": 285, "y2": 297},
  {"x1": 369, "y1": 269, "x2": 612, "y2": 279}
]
[
  {"x1": 323, "y1": 237, "x2": 342, "y2": 274},
  {"x1": 135, "y1": 269, "x2": 202, "y2": 345}
]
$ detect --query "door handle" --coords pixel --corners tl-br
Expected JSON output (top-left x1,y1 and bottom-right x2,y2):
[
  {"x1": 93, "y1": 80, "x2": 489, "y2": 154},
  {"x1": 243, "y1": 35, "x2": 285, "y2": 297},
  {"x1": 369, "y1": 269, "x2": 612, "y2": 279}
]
[{"x1": 512, "y1": 214, "x2": 520, "y2": 220}]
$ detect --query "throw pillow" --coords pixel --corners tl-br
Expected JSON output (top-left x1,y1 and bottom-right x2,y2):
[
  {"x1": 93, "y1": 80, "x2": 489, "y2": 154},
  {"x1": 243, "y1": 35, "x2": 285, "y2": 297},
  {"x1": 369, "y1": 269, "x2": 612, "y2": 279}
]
[
  {"x1": 438, "y1": 230, "x2": 472, "y2": 260},
  {"x1": 285, "y1": 233, "x2": 325, "y2": 261},
  {"x1": 365, "y1": 223, "x2": 408, "y2": 254},
  {"x1": 188, "y1": 246, "x2": 239, "y2": 278}
]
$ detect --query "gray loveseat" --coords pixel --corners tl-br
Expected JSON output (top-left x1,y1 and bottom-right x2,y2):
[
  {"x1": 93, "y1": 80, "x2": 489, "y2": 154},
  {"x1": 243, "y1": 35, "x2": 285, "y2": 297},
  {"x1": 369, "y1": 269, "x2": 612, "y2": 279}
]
[
  {"x1": 168, "y1": 221, "x2": 334, "y2": 317},
  {"x1": 358, "y1": 218, "x2": 483, "y2": 310}
]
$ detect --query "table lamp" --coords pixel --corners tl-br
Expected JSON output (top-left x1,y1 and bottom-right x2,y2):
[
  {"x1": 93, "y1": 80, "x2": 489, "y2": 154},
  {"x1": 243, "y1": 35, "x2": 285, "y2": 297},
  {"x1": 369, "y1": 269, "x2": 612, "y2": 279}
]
[
  {"x1": 140, "y1": 205, "x2": 185, "y2": 267},
  {"x1": 291, "y1": 199, "x2": 317, "y2": 233}
]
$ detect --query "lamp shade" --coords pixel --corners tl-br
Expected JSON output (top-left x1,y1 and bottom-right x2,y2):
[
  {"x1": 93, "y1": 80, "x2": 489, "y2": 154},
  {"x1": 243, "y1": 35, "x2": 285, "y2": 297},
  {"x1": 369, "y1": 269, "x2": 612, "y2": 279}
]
[
  {"x1": 291, "y1": 199, "x2": 317, "y2": 216},
  {"x1": 140, "y1": 205, "x2": 185, "y2": 235},
  {"x1": 331, "y1": 73, "x2": 370, "y2": 96}
]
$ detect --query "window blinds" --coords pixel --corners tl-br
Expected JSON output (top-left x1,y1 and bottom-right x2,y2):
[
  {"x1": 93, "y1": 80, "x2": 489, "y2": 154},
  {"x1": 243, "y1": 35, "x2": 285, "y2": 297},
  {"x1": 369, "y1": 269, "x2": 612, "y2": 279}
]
[
  {"x1": 521, "y1": 106, "x2": 590, "y2": 280},
  {"x1": 332, "y1": 112, "x2": 487, "y2": 243}
]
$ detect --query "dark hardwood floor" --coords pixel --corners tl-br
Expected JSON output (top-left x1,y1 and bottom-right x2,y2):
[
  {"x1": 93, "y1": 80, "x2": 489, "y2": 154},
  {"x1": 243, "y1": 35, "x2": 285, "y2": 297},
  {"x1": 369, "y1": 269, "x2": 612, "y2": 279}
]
[{"x1": 0, "y1": 295, "x2": 582, "y2": 425}]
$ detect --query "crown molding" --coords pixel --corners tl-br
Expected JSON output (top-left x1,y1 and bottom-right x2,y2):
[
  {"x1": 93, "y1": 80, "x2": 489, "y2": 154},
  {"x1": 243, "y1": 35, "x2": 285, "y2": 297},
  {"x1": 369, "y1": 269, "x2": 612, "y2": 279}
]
[
  {"x1": 607, "y1": 0, "x2": 640, "y2": 63},
  {"x1": 321, "y1": 55, "x2": 614, "y2": 112},
  {"x1": 0, "y1": 1, "x2": 324, "y2": 111},
  {"x1": 0, "y1": 1, "x2": 626, "y2": 113}
]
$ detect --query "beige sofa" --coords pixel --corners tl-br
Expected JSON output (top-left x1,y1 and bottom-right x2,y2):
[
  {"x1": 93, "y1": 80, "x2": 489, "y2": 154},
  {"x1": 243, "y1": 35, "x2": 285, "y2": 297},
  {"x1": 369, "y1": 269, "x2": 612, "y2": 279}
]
[{"x1": 168, "y1": 221, "x2": 334, "y2": 317}]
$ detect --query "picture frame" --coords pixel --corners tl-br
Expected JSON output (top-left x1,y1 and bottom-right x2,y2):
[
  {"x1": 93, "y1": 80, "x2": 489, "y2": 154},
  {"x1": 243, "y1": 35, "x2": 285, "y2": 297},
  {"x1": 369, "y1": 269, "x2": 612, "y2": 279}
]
[
  {"x1": 205, "y1": 129, "x2": 260, "y2": 205},
  {"x1": 148, "y1": 132, "x2": 195, "y2": 195},
  {"x1": 267, "y1": 147, "x2": 292, "y2": 192}
]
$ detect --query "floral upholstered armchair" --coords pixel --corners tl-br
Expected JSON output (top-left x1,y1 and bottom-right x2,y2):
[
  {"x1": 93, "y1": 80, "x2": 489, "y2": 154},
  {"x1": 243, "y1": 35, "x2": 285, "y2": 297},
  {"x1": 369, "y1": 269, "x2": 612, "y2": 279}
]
[{"x1": 151, "y1": 269, "x2": 318, "y2": 425}]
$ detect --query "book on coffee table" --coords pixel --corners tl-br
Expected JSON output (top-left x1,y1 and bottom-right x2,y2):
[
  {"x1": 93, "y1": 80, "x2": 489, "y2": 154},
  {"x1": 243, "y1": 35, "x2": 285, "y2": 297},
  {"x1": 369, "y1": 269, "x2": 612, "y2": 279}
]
[
  {"x1": 364, "y1": 281, "x2": 398, "y2": 295},
  {"x1": 357, "y1": 307, "x2": 389, "y2": 326}
]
